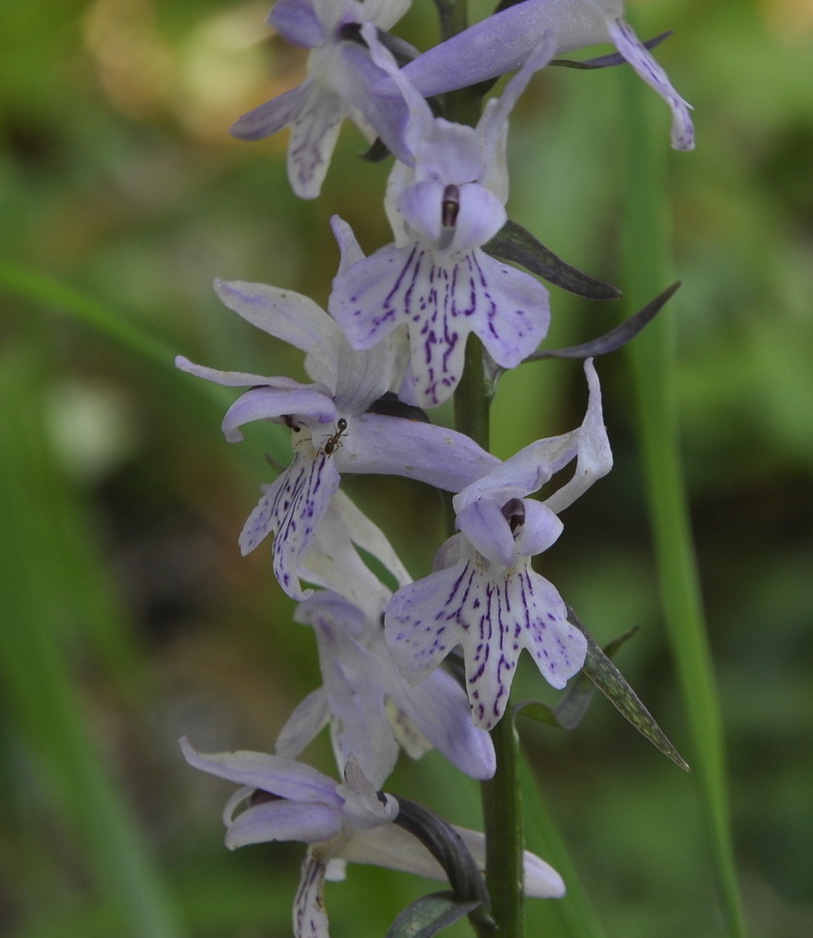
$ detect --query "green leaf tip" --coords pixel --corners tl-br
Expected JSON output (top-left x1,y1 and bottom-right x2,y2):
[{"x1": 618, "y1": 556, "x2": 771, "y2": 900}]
[
  {"x1": 484, "y1": 221, "x2": 622, "y2": 300},
  {"x1": 568, "y1": 607, "x2": 691, "y2": 772}
]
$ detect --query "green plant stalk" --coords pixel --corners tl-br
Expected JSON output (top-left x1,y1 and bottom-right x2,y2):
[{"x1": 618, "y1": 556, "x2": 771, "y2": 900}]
[
  {"x1": 433, "y1": 0, "x2": 482, "y2": 128},
  {"x1": 456, "y1": 335, "x2": 525, "y2": 938},
  {"x1": 435, "y1": 2, "x2": 530, "y2": 932},
  {"x1": 480, "y1": 713, "x2": 525, "y2": 938},
  {"x1": 619, "y1": 67, "x2": 746, "y2": 938}
]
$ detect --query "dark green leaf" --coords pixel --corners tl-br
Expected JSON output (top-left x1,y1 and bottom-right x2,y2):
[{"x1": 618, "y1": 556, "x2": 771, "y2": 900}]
[
  {"x1": 385, "y1": 892, "x2": 481, "y2": 938},
  {"x1": 393, "y1": 798, "x2": 490, "y2": 908},
  {"x1": 551, "y1": 32, "x2": 673, "y2": 70},
  {"x1": 514, "y1": 700, "x2": 561, "y2": 727},
  {"x1": 527, "y1": 281, "x2": 681, "y2": 361},
  {"x1": 484, "y1": 221, "x2": 621, "y2": 299}
]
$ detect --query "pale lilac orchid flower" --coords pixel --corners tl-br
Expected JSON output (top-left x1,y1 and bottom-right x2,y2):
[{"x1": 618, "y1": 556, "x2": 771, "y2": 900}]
[
  {"x1": 231, "y1": 0, "x2": 412, "y2": 197},
  {"x1": 181, "y1": 739, "x2": 564, "y2": 938},
  {"x1": 275, "y1": 590, "x2": 496, "y2": 785},
  {"x1": 329, "y1": 29, "x2": 558, "y2": 408},
  {"x1": 395, "y1": 0, "x2": 694, "y2": 151},
  {"x1": 385, "y1": 360, "x2": 612, "y2": 730},
  {"x1": 176, "y1": 277, "x2": 498, "y2": 600}
]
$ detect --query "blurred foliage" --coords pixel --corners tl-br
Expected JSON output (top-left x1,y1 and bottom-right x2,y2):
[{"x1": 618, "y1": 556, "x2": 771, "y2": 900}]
[{"x1": 1, "y1": 0, "x2": 812, "y2": 936}]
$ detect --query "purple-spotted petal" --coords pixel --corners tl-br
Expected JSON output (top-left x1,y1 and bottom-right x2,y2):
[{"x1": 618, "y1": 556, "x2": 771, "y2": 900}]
[
  {"x1": 294, "y1": 851, "x2": 331, "y2": 938},
  {"x1": 519, "y1": 565, "x2": 586, "y2": 691},
  {"x1": 604, "y1": 16, "x2": 694, "y2": 151},
  {"x1": 331, "y1": 244, "x2": 549, "y2": 407},
  {"x1": 385, "y1": 553, "x2": 587, "y2": 730},
  {"x1": 384, "y1": 563, "x2": 469, "y2": 687},
  {"x1": 287, "y1": 83, "x2": 347, "y2": 199},
  {"x1": 239, "y1": 449, "x2": 342, "y2": 600}
]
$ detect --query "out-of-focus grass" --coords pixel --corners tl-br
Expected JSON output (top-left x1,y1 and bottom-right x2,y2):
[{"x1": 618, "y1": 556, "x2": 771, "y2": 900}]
[{"x1": 1, "y1": 1, "x2": 811, "y2": 936}]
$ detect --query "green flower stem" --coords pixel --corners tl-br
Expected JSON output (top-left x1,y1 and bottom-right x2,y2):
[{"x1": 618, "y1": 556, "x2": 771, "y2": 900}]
[
  {"x1": 481, "y1": 714, "x2": 525, "y2": 938},
  {"x1": 619, "y1": 63, "x2": 746, "y2": 938},
  {"x1": 433, "y1": 0, "x2": 482, "y2": 128},
  {"x1": 455, "y1": 349, "x2": 523, "y2": 938},
  {"x1": 439, "y1": 3, "x2": 522, "y2": 933},
  {"x1": 433, "y1": 0, "x2": 468, "y2": 41},
  {"x1": 454, "y1": 334, "x2": 491, "y2": 451}
]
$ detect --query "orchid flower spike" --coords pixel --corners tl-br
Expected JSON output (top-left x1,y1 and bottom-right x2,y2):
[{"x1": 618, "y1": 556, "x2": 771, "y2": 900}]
[
  {"x1": 275, "y1": 590, "x2": 496, "y2": 785},
  {"x1": 181, "y1": 739, "x2": 564, "y2": 938},
  {"x1": 398, "y1": 0, "x2": 694, "y2": 151},
  {"x1": 176, "y1": 278, "x2": 497, "y2": 599},
  {"x1": 385, "y1": 360, "x2": 612, "y2": 730},
  {"x1": 330, "y1": 31, "x2": 558, "y2": 408},
  {"x1": 232, "y1": 0, "x2": 413, "y2": 197}
]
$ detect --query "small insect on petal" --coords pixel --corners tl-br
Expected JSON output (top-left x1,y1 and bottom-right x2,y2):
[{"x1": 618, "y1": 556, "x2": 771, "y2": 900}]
[{"x1": 323, "y1": 418, "x2": 349, "y2": 456}]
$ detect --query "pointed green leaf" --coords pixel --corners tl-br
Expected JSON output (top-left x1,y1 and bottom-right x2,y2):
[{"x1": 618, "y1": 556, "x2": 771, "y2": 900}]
[
  {"x1": 514, "y1": 700, "x2": 561, "y2": 727},
  {"x1": 527, "y1": 282, "x2": 681, "y2": 361},
  {"x1": 568, "y1": 607, "x2": 691, "y2": 771},
  {"x1": 551, "y1": 32, "x2": 672, "y2": 69},
  {"x1": 484, "y1": 221, "x2": 621, "y2": 300}
]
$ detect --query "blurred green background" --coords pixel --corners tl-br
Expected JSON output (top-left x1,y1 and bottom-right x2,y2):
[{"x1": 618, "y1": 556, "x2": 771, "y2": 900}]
[{"x1": 1, "y1": 1, "x2": 811, "y2": 936}]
